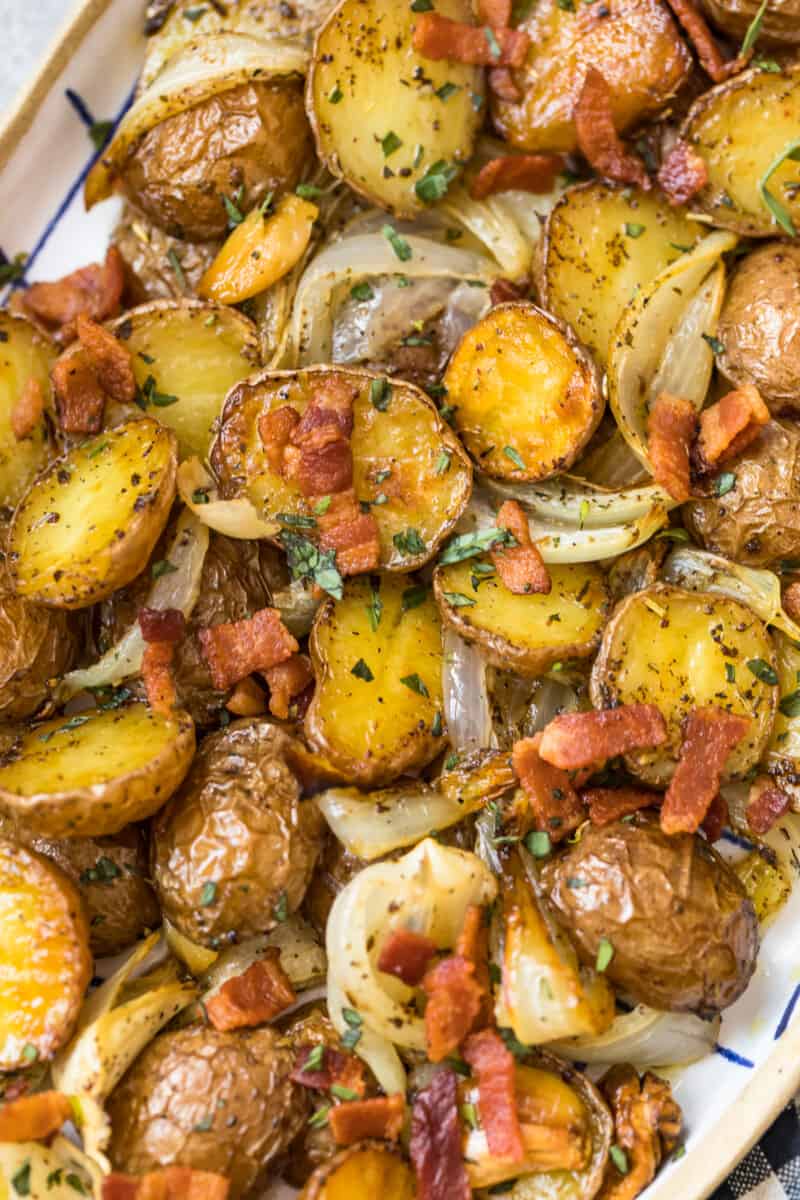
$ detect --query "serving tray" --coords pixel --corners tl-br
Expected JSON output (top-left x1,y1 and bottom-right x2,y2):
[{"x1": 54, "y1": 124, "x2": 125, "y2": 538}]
[{"x1": 2, "y1": 3, "x2": 800, "y2": 1196}]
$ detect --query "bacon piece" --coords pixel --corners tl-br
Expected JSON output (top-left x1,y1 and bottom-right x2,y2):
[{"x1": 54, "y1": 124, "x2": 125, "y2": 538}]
[
  {"x1": 455, "y1": 904, "x2": 491, "y2": 1023},
  {"x1": 316, "y1": 488, "x2": 381, "y2": 576},
  {"x1": 412, "y1": 13, "x2": 530, "y2": 68},
  {"x1": 51, "y1": 350, "x2": 106, "y2": 434},
  {"x1": 657, "y1": 141, "x2": 709, "y2": 206},
  {"x1": 423, "y1": 954, "x2": 484, "y2": 1062},
  {"x1": 378, "y1": 928, "x2": 438, "y2": 986},
  {"x1": 661, "y1": 0, "x2": 742, "y2": 82},
  {"x1": 746, "y1": 775, "x2": 791, "y2": 836},
  {"x1": 0, "y1": 1091, "x2": 72, "y2": 1142},
  {"x1": 19, "y1": 247, "x2": 125, "y2": 344},
  {"x1": 76, "y1": 313, "x2": 136, "y2": 404},
  {"x1": 142, "y1": 641, "x2": 177, "y2": 716},
  {"x1": 489, "y1": 67, "x2": 522, "y2": 101},
  {"x1": 478, "y1": 0, "x2": 512, "y2": 23},
  {"x1": 660, "y1": 706, "x2": 751, "y2": 835},
  {"x1": 284, "y1": 376, "x2": 358, "y2": 497},
  {"x1": 512, "y1": 734, "x2": 585, "y2": 841},
  {"x1": 258, "y1": 405, "x2": 301, "y2": 475},
  {"x1": 11, "y1": 377, "x2": 45, "y2": 440},
  {"x1": 647, "y1": 392, "x2": 697, "y2": 503},
  {"x1": 598, "y1": 1065, "x2": 682, "y2": 1200},
  {"x1": 226, "y1": 676, "x2": 268, "y2": 717},
  {"x1": 463, "y1": 1029, "x2": 524, "y2": 1162},
  {"x1": 139, "y1": 607, "x2": 186, "y2": 644},
  {"x1": 104, "y1": 1177, "x2": 141, "y2": 1200},
  {"x1": 104, "y1": 1168, "x2": 229, "y2": 1200},
  {"x1": 205, "y1": 949, "x2": 295, "y2": 1032},
  {"x1": 291, "y1": 1044, "x2": 367, "y2": 1097},
  {"x1": 783, "y1": 581, "x2": 800, "y2": 623},
  {"x1": 199, "y1": 607, "x2": 298, "y2": 692},
  {"x1": 263, "y1": 653, "x2": 314, "y2": 720},
  {"x1": 695, "y1": 384, "x2": 769, "y2": 470},
  {"x1": 470, "y1": 155, "x2": 563, "y2": 200},
  {"x1": 490, "y1": 278, "x2": 528, "y2": 305},
  {"x1": 574, "y1": 68, "x2": 650, "y2": 189},
  {"x1": 410, "y1": 1069, "x2": 472, "y2": 1200},
  {"x1": 581, "y1": 786, "x2": 662, "y2": 827},
  {"x1": 329, "y1": 1094, "x2": 405, "y2": 1146},
  {"x1": 492, "y1": 500, "x2": 551, "y2": 596},
  {"x1": 701, "y1": 790, "x2": 728, "y2": 843},
  {"x1": 538, "y1": 704, "x2": 667, "y2": 771}
]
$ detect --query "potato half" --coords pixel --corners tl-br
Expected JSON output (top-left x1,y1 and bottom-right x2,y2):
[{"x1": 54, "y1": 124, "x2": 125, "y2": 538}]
[
  {"x1": 307, "y1": 0, "x2": 483, "y2": 216},
  {"x1": 435, "y1": 560, "x2": 610, "y2": 676},
  {"x1": 538, "y1": 182, "x2": 700, "y2": 367},
  {"x1": 0, "y1": 703, "x2": 195, "y2": 837},
  {"x1": 444, "y1": 303, "x2": 602, "y2": 482},
  {"x1": 10, "y1": 417, "x2": 177, "y2": 608},
  {"x1": 211, "y1": 366, "x2": 472, "y2": 570},
  {"x1": 0, "y1": 311, "x2": 56, "y2": 509},
  {"x1": 590, "y1": 584, "x2": 777, "y2": 785},
  {"x1": 299, "y1": 1142, "x2": 415, "y2": 1200},
  {"x1": 306, "y1": 574, "x2": 443, "y2": 786},
  {"x1": 0, "y1": 837, "x2": 91, "y2": 1068}
]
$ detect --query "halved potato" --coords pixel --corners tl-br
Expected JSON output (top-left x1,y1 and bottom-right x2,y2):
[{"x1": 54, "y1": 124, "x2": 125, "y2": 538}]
[
  {"x1": 299, "y1": 1142, "x2": 415, "y2": 1200},
  {"x1": 444, "y1": 303, "x2": 603, "y2": 482},
  {"x1": 0, "y1": 311, "x2": 56, "y2": 508},
  {"x1": 306, "y1": 574, "x2": 443, "y2": 786},
  {"x1": 110, "y1": 301, "x2": 260, "y2": 459},
  {"x1": 10, "y1": 417, "x2": 177, "y2": 608},
  {"x1": 0, "y1": 837, "x2": 91, "y2": 1068},
  {"x1": 307, "y1": 0, "x2": 483, "y2": 216},
  {"x1": 0, "y1": 703, "x2": 195, "y2": 837},
  {"x1": 683, "y1": 65, "x2": 800, "y2": 237},
  {"x1": 538, "y1": 182, "x2": 700, "y2": 367},
  {"x1": 435, "y1": 560, "x2": 609, "y2": 676},
  {"x1": 590, "y1": 584, "x2": 777, "y2": 785},
  {"x1": 211, "y1": 366, "x2": 472, "y2": 570}
]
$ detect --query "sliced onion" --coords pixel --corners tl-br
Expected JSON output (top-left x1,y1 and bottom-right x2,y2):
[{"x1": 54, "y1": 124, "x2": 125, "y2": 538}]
[
  {"x1": 576, "y1": 428, "x2": 651, "y2": 490},
  {"x1": 485, "y1": 475, "x2": 672, "y2": 528},
  {"x1": 549, "y1": 1004, "x2": 720, "y2": 1067},
  {"x1": 86, "y1": 32, "x2": 308, "y2": 207},
  {"x1": 270, "y1": 577, "x2": 322, "y2": 638},
  {"x1": 442, "y1": 626, "x2": 493, "y2": 752},
  {"x1": 527, "y1": 677, "x2": 581, "y2": 732},
  {"x1": 200, "y1": 915, "x2": 326, "y2": 1000},
  {"x1": 327, "y1": 974, "x2": 406, "y2": 1098},
  {"x1": 663, "y1": 546, "x2": 800, "y2": 641},
  {"x1": 438, "y1": 184, "x2": 536, "y2": 279},
  {"x1": 178, "y1": 457, "x2": 279, "y2": 539},
  {"x1": 59, "y1": 508, "x2": 210, "y2": 698}
]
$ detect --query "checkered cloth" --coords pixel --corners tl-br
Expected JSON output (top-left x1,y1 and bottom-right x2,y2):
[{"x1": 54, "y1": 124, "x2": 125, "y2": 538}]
[{"x1": 712, "y1": 1101, "x2": 800, "y2": 1199}]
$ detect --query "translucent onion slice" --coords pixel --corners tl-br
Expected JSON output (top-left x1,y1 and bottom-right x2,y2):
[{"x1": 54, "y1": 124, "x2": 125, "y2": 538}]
[
  {"x1": 438, "y1": 184, "x2": 536, "y2": 279},
  {"x1": 442, "y1": 626, "x2": 493, "y2": 752},
  {"x1": 485, "y1": 475, "x2": 672, "y2": 528},
  {"x1": 663, "y1": 546, "x2": 800, "y2": 641},
  {"x1": 177, "y1": 456, "x2": 279, "y2": 539},
  {"x1": 199, "y1": 915, "x2": 326, "y2": 1000},
  {"x1": 549, "y1": 1004, "x2": 720, "y2": 1067},
  {"x1": 0, "y1": 1138, "x2": 104, "y2": 1200}
]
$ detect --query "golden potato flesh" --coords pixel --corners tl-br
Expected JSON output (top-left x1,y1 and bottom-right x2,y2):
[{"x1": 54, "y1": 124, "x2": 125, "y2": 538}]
[
  {"x1": 445, "y1": 303, "x2": 602, "y2": 482},
  {"x1": 299, "y1": 1144, "x2": 415, "y2": 1200},
  {"x1": 0, "y1": 312, "x2": 55, "y2": 509},
  {"x1": 0, "y1": 837, "x2": 91, "y2": 1068},
  {"x1": 590, "y1": 585, "x2": 777, "y2": 785},
  {"x1": 434, "y1": 559, "x2": 609, "y2": 676},
  {"x1": 306, "y1": 574, "x2": 444, "y2": 786},
  {"x1": 10, "y1": 418, "x2": 177, "y2": 609},
  {"x1": 492, "y1": 0, "x2": 690, "y2": 153}
]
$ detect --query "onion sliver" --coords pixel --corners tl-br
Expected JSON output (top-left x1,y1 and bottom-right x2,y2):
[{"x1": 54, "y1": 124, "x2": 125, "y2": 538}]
[
  {"x1": 550, "y1": 1005, "x2": 720, "y2": 1067},
  {"x1": 178, "y1": 457, "x2": 279, "y2": 539},
  {"x1": 663, "y1": 546, "x2": 800, "y2": 642},
  {"x1": 442, "y1": 627, "x2": 493, "y2": 752}
]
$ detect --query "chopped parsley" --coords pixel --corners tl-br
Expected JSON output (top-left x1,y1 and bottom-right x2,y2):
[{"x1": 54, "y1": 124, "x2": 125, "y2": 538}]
[
  {"x1": 0, "y1": 253, "x2": 27, "y2": 285},
  {"x1": 714, "y1": 471, "x2": 736, "y2": 497},
  {"x1": 331, "y1": 1084, "x2": 360, "y2": 1101},
  {"x1": 200, "y1": 881, "x2": 218, "y2": 907},
  {"x1": 382, "y1": 224, "x2": 412, "y2": 262},
  {"x1": 303, "y1": 1044, "x2": 325, "y2": 1072},
  {"x1": 779, "y1": 690, "x2": 800, "y2": 718},
  {"x1": 400, "y1": 673, "x2": 429, "y2": 696},
  {"x1": 741, "y1": 0, "x2": 768, "y2": 54},
  {"x1": 381, "y1": 131, "x2": 403, "y2": 158},
  {"x1": 351, "y1": 282, "x2": 374, "y2": 302},
  {"x1": 351, "y1": 658, "x2": 375, "y2": 682},
  {"x1": 435, "y1": 82, "x2": 460, "y2": 102},
  {"x1": 273, "y1": 891, "x2": 289, "y2": 922},
  {"x1": 366, "y1": 585, "x2": 383, "y2": 632},
  {"x1": 435, "y1": 450, "x2": 452, "y2": 474},
  {"x1": 702, "y1": 333, "x2": 725, "y2": 355},
  {"x1": 151, "y1": 558, "x2": 178, "y2": 578},
  {"x1": 328, "y1": 85, "x2": 343, "y2": 104},
  {"x1": 296, "y1": 183, "x2": 323, "y2": 200},
  {"x1": 370, "y1": 378, "x2": 392, "y2": 411},
  {"x1": 747, "y1": 658, "x2": 779, "y2": 685},
  {"x1": 402, "y1": 583, "x2": 428, "y2": 611},
  {"x1": 308, "y1": 1106, "x2": 331, "y2": 1128},
  {"x1": 483, "y1": 25, "x2": 501, "y2": 58},
  {"x1": 595, "y1": 937, "x2": 614, "y2": 972},
  {"x1": 12, "y1": 1161, "x2": 31, "y2": 1196},
  {"x1": 503, "y1": 445, "x2": 526, "y2": 471},
  {"x1": 222, "y1": 188, "x2": 245, "y2": 229},
  {"x1": 524, "y1": 831, "x2": 552, "y2": 858},
  {"x1": 610, "y1": 1146, "x2": 629, "y2": 1175},
  {"x1": 759, "y1": 137, "x2": 800, "y2": 237},
  {"x1": 393, "y1": 527, "x2": 426, "y2": 556},
  {"x1": 79, "y1": 857, "x2": 122, "y2": 885},
  {"x1": 415, "y1": 159, "x2": 458, "y2": 203},
  {"x1": 89, "y1": 119, "x2": 114, "y2": 152},
  {"x1": 281, "y1": 530, "x2": 343, "y2": 600},
  {"x1": 443, "y1": 591, "x2": 476, "y2": 608},
  {"x1": 439, "y1": 527, "x2": 512, "y2": 565}
]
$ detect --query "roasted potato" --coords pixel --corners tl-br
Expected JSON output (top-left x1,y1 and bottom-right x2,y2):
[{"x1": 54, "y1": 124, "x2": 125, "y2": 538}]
[
  {"x1": 152, "y1": 720, "x2": 323, "y2": 947},
  {"x1": 542, "y1": 819, "x2": 759, "y2": 1013},
  {"x1": 0, "y1": 702, "x2": 195, "y2": 837},
  {"x1": 714, "y1": 244, "x2": 800, "y2": 410},
  {"x1": 683, "y1": 64, "x2": 800, "y2": 237},
  {"x1": 298, "y1": 1143, "x2": 415, "y2": 1200},
  {"x1": 0, "y1": 311, "x2": 56, "y2": 510},
  {"x1": 121, "y1": 81, "x2": 313, "y2": 243},
  {"x1": 113, "y1": 205, "x2": 219, "y2": 302},
  {"x1": 9, "y1": 417, "x2": 177, "y2": 609},
  {"x1": 303, "y1": 829, "x2": 367, "y2": 936},
  {"x1": 306, "y1": 574, "x2": 444, "y2": 786},
  {"x1": 211, "y1": 366, "x2": 472, "y2": 571},
  {"x1": 683, "y1": 421, "x2": 800, "y2": 567},
  {"x1": 444, "y1": 303, "x2": 603, "y2": 482},
  {"x1": 699, "y1": 0, "x2": 800, "y2": 41},
  {"x1": 434, "y1": 560, "x2": 610, "y2": 676},
  {"x1": 0, "y1": 591, "x2": 77, "y2": 720},
  {"x1": 108, "y1": 1024, "x2": 309, "y2": 1199},
  {"x1": 492, "y1": 0, "x2": 691, "y2": 153},
  {"x1": 0, "y1": 837, "x2": 92, "y2": 1068},
  {"x1": 590, "y1": 584, "x2": 777, "y2": 785}
]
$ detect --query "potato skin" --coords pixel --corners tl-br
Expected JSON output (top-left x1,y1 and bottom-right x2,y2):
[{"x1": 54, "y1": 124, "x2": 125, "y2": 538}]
[
  {"x1": 152, "y1": 720, "x2": 324, "y2": 947},
  {"x1": 107, "y1": 1024, "x2": 309, "y2": 1199},
  {"x1": 699, "y1": 0, "x2": 800, "y2": 42},
  {"x1": 684, "y1": 421, "x2": 800, "y2": 567},
  {"x1": 0, "y1": 592, "x2": 77, "y2": 720},
  {"x1": 122, "y1": 81, "x2": 313, "y2": 242},
  {"x1": 542, "y1": 819, "x2": 759, "y2": 1014},
  {"x1": 715, "y1": 244, "x2": 800, "y2": 410}
]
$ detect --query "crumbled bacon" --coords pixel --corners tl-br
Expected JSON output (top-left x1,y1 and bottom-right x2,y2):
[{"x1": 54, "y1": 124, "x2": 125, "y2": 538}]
[
  {"x1": 598, "y1": 1065, "x2": 682, "y2": 1200},
  {"x1": 11, "y1": 377, "x2": 45, "y2": 441},
  {"x1": 488, "y1": 67, "x2": 522, "y2": 101},
  {"x1": 470, "y1": 155, "x2": 563, "y2": 200},
  {"x1": 18, "y1": 246, "x2": 125, "y2": 344},
  {"x1": 478, "y1": 0, "x2": 512, "y2": 23},
  {"x1": 329, "y1": 1094, "x2": 405, "y2": 1146},
  {"x1": 199, "y1": 607, "x2": 298, "y2": 692},
  {"x1": 657, "y1": 141, "x2": 709, "y2": 206},
  {"x1": 0, "y1": 1091, "x2": 72, "y2": 1142},
  {"x1": 512, "y1": 734, "x2": 585, "y2": 841},
  {"x1": 581, "y1": 786, "x2": 662, "y2": 827},
  {"x1": 205, "y1": 949, "x2": 295, "y2": 1032},
  {"x1": 76, "y1": 313, "x2": 136, "y2": 404},
  {"x1": 423, "y1": 955, "x2": 484, "y2": 1063},
  {"x1": 291, "y1": 1044, "x2": 366, "y2": 1096},
  {"x1": 103, "y1": 1168, "x2": 229, "y2": 1200},
  {"x1": 661, "y1": 0, "x2": 742, "y2": 82},
  {"x1": 51, "y1": 351, "x2": 106, "y2": 434},
  {"x1": 263, "y1": 653, "x2": 314, "y2": 720},
  {"x1": 490, "y1": 278, "x2": 528, "y2": 305},
  {"x1": 412, "y1": 13, "x2": 530, "y2": 67},
  {"x1": 492, "y1": 500, "x2": 551, "y2": 596},
  {"x1": 746, "y1": 775, "x2": 791, "y2": 836},
  {"x1": 225, "y1": 676, "x2": 268, "y2": 717},
  {"x1": 463, "y1": 1029, "x2": 524, "y2": 1162},
  {"x1": 258, "y1": 405, "x2": 301, "y2": 475},
  {"x1": 139, "y1": 607, "x2": 186, "y2": 644},
  {"x1": 647, "y1": 392, "x2": 697, "y2": 503},
  {"x1": 316, "y1": 488, "x2": 380, "y2": 576},
  {"x1": 103, "y1": 1177, "x2": 141, "y2": 1200},
  {"x1": 783, "y1": 581, "x2": 800, "y2": 623},
  {"x1": 660, "y1": 706, "x2": 751, "y2": 835},
  {"x1": 455, "y1": 904, "x2": 491, "y2": 1024},
  {"x1": 538, "y1": 705, "x2": 667, "y2": 771},
  {"x1": 378, "y1": 928, "x2": 438, "y2": 986},
  {"x1": 695, "y1": 384, "x2": 769, "y2": 470},
  {"x1": 283, "y1": 376, "x2": 358, "y2": 496},
  {"x1": 574, "y1": 68, "x2": 650, "y2": 189},
  {"x1": 410, "y1": 1069, "x2": 472, "y2": 1200},
  {"x1": 141, "y1": 641, "x2": 177, "y2": 716},
  {"x1": 701, "y1": 790, "x2": 728, "y2": 844}
]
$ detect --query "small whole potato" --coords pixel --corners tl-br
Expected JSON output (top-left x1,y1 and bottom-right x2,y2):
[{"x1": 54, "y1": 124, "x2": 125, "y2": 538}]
[
  {"x1": 107, "y1": 1024, "x2": 309, "y2": 1199},
  {"x1": 122, "y1": 81, "x2": 314, "y2": 242},
  {"x1": 0, "y1": 592, "x2": 76, "y2": 720},
  {"x1": 542, "y1": 819, "x2": 758, "y2": 1014},
  {"x1": 699, "y1": 0, "x2": 800, "y2": 42},
  {"x1": 152, "y1": 720, "x2": 323, "y2": 947}
]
